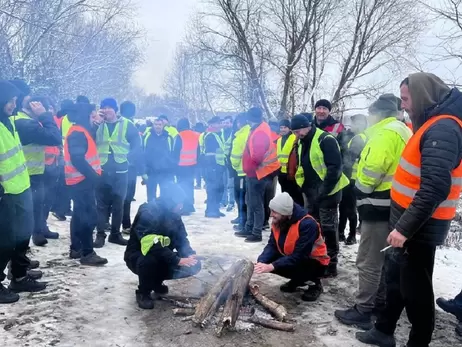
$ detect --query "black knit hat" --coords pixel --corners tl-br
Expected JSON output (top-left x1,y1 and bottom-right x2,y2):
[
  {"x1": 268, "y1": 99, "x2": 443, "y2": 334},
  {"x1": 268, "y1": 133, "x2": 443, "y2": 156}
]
[
  {"x1": 291, "y1": 114, "x2": 312, "y2": 130},
  {"x1": 208, "y1": 116, "x2": 221, "y2": 125},
  {"x1": 315, "y1": 99, "x2": 332, "y2": 111},
  {"x1": 247, "y1": 107, "x2": 263, "y2": 123},
  {"x1": 0, "y1": 80, "x2": 20, "y2": 110},
  {"x1": 120, "y1": 101, "x2": 136, "y2": 118},
  {"x1": 279, "y1": 119, "x2": 291, "y2": 128},
  {"x1": 369, "y1": 94, "x2": 398, "y2": 115},
  {"x1": 100, "y1": 97, "x2": 118, "y2": 112}
]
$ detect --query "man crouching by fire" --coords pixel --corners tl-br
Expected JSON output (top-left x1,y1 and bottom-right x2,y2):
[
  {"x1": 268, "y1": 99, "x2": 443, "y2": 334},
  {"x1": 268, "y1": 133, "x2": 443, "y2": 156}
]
[
  {"x1": 124, "y1": 184, "x2": 201, "y2": 309},
  {"x1": 253, "y1": 192, "x2": 329, "y2": 302}
]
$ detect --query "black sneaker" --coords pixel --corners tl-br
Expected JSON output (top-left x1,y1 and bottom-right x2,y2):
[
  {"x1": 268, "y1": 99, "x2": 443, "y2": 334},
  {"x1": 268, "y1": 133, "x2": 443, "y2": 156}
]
[
  {"x1": 345, "y1": 236, "x2": 357, "y2": 245},
  {"x1": 280, "y1": 280, "x2": 304, "y2": 293},
  {"x1": 136, "y1": 290, "x2": 154, "y2": 309},
  {"x1": 339, "y1": 234, "x2": 346, "y2": 242},
  {"x1": 52, "y1": 212, "x2": 66, "y2": 221},
  {"x1": 27, "y1": 270, "x2": 43, "y2": 280},
  {"x1": 9, "y1": 275, "x2": 47, "y2": 293},
  {"x1": 0, "y1": 283, "x2": 20, "y2": 303},
  {"x1": 69, "y1": 249, "x2": 82, "y2": 259},
  {"x1": 335, "y1": 306, "x2": 373, "y2": 330},
  {"x1": 234, "y1": 230, "x2": 251, "y2": 238},
  {"x1": 43, "y1": 230, "x2": 59, "y2": 239},
  {"x1": 32, "y1": 233, "x2": 48, "y2": 247},
  {"x1": 302, "y1": 283, "x2": 323, "y2": 302},
  {"x1": 93, "y1": 234, "x2": 106, "y2": 249},
  {"x1": 355, "y1": 328, "x2": 396, "y2": 347},
  {"x1": 108, "y1": 233, "x2": 128, "y2": 246},
  {"x1": 153, "y1": 283, "x2": 169, "y2": 295},
  {"x1": 436, "y1": 297, "x2": 462, "y2": 321},
  {"x1": 245, "y1": 234, "x2": 262, "y2": 243},
  {"x1": 80, "y1": 252, "x2": 108, "y2": 266},
  {"x1": 231, "y1": 217, "x2": 240, "y2": 225},
  {"x1": 27, "y1": 259, "x2": 40, "y2": 270}
]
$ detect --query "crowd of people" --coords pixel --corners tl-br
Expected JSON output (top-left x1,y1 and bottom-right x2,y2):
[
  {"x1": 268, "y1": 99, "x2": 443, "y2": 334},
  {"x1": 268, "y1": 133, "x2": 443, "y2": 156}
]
[{"x1": 1, "y1": 71, "x2": 462, "y2": 347}]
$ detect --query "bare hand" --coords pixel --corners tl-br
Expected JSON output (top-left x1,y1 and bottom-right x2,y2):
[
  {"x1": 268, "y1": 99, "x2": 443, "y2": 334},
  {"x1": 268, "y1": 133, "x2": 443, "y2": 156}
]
[
  {"x1": 179, "y1": 256, "x2": 198, "y2": 267},
  {"x1": 29, "y1": 102, "x2": 46, "y2": 116},
  {"x1": 253, "y1": 262, "x2": 274, "y2": 274},
  {"x1": 387, "y1": 229, "x2": 407, "y2": 248}
]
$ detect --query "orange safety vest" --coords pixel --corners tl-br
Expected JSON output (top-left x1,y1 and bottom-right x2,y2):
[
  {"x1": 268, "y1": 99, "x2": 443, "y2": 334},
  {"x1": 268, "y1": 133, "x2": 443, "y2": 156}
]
[
  {"x1": 391, "y1": 115, "x2": 462, "y2": 220},
  {"x1": 64, "y1": 125, "x2": 102, "y2": 185},
  {"x1": 44, "y1": 116, "x2": 61, "y2": 166},
  {"x1": 272, "y1": 214, "x2": 330, "y2": 266},
  {"x1": 245, "y1": 122, "x2": 281, "y2": 180},
  {"x1": 178, "y1": 130, "x2": 200, "y2": 166},
  {"x1": 271, "y1": 131, "x2": 279, "y2": 143}
]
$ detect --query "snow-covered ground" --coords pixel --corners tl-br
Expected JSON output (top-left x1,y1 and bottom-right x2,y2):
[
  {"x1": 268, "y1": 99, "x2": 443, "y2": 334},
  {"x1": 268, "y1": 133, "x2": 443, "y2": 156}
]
[{"x1": 1, "y1": 181, "x2": 462, "y2": 347}]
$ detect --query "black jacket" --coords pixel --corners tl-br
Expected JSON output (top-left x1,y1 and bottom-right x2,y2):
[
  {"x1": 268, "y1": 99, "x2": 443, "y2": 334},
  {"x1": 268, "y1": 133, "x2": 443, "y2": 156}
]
[
  {"x1": 143, "y1": 129, "x2": 177, "y2": 175},
  {"x1": 124, "y1": 199, "x2": 196, "y2": 266},
  {"x1": 298, "y1": 126, "x2": 343, "y2": 199},
  {"x1": 14, "y1": 112, "x2": 61, "y2": 147},
  {"x1": 203, "y1": 129, "x2": 223, "y2": 168},
  {"x1": 257, "y1": 204, "x2": 319, "y2": 269},
  {"x1": 391, "y1": 88, "x2": 462, "y2": 246}
]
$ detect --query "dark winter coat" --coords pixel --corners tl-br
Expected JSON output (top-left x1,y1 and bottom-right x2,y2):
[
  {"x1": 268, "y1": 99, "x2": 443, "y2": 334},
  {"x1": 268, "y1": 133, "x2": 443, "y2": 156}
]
[
  {"x1": 14, "y1": 112, "x2": 61, "y2": 148},
  {"x1": 257, "y1": 204, "x2": 319, "y2": 269},
  {"x1": 143, "y1": 129, "x2": 178, "y2": 175},
  {"x1": 391, "y1": 84, "x2": 462, "y2": 246}
]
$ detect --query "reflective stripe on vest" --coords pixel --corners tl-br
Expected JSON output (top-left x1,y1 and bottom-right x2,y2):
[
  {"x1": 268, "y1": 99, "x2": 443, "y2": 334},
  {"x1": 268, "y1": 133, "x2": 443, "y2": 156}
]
[
  {"x1": 64, "y1": 125, "x2": 102, "y2": 185},
  {"x1": 272, "y1": 214, "x2": 330, "y2": 266},
  {"x1": 45, "y1": 147, "x2": 60, "y2": 166},
  {"x1": 295, "y1": 128, "x2": 349, "y2": 195},
  {"x1": 348, "y1": 133, "x2": 367, "y2": 180},
  {"x1": 204, "y1": 132, "x2": 226, "y2": 166},
  {"x1": 230, "y1": 125, "x2": 251, "y2": 176},
  {"x1": 96, "y1": 118, "x2": 130, "y2": 165},
  {"x1": 277, "y1": 133, "x2": 297, "y2": 174},
  {"x1": 179, "y1": 130, "x2": 200, "y2": 166},
  {"x1": 391, "y1": 115, "x2": 462, "y2": 220},
  {"x1": 245, "y1": 122, "x2": 281, "y2": 179},
  {"x1": 0, "y1": 119, "x2": 30, "y2": 194},
  {"x1": 14, "y1": 112, "x2": 46, "y2": 176}
]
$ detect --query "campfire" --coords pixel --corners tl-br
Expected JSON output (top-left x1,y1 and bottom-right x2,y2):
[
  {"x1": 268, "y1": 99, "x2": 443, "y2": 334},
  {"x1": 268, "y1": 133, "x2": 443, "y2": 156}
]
[{"x1": 163, "y1": 259, "x2": 295, "y2": 336}]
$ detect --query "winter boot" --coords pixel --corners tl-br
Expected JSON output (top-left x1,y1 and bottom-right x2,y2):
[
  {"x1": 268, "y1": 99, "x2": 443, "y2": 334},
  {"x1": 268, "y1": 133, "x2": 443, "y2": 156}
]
[
  {"x1": 136, "y1": 290, "x2": 154, "y2": 309},
  {"x1": 436, "y1": 297, "x2": 462, "y2": 321},
  {"x1": 0, "y1": 283, "x2": 20, "y2": 304},
  {"x1": 122, "y1": 228, "x2": 131, "y2": 235},
  {"x1": 26, "y1": 270, "x2": 43, "y2": 280},
  {"x1": 9, "y1": 275, "x2": 47, "y2": 293},
  {"x1": 32, "y1": 233, "x2": 48, "y2": 247},
  {"x1": 69, "y1": 249, "x2": 82, "y2": 259},
  {"x1": 43, "y1": 229, "x2": 60, "y2": 239},
  {"x1": 108, "y1": 233, "x2": 128, "y2": 246},
  {"x1": 80, "y1": 252, "x2": 108, "y2": 266},
  {"x1": 234, "y1": 229, "x2": 251, "y2": 238},
  {"x1": 345, "y1": 235, "x2": 357, "y2": 245},
  {"x1": 231, "y1": 217, "x2": 240, "y2": 224},
  {"x1": 93, "y1": 234, "x2": 106, "y2": 249},
  {"x1": 302, "y1": 283, "x2": 323, "y2": 302},
  {"x1": 339, "y1": 234, "x2": 346, "y2": 243},
  {"x1": 280, "y1": 280, "x2": 304, "y2": 293},
  {"x1": 355, "y1": 327, "x2": 396, "y2": 347},
  {"x1": 153, "y1": 283, "x2": 169, "y2": 295},
  {"x1": 245, "y1": 234, "x2": 262, "y2": 243},
  {"x1": 335, "y1": 305, "x2": 373, "y2": 330},
  {"x1": 324, "y1": 264, "x2": 338, "y2": 278},
  {"x1": 27, "y1": 258, "x2": 40, "y2": 270}
]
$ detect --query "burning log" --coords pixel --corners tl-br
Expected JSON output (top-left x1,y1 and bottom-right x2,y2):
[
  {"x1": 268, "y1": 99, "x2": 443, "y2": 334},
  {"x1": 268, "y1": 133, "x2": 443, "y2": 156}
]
[
  {"x1": 249, "y1": 284, "x2": 288, "y2": 321},
  {"x1": 173, "y1": 308, "x2": 196, "y2": 316},
  {"x1": 247, "y1": 315, "x2": 295, "y2": 332}
]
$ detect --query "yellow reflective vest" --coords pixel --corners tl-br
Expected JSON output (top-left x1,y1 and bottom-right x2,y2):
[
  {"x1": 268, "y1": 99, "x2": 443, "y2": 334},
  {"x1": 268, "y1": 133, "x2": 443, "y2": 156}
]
[
  {"x1": 230, "y1": 125, "x2": 251, "y2": 176},
  {"x1": 295, "y1": 128, "x2": 349, "y2": 195},
  {"x1": 204, "y1": 132, "x2": 226, "y2": 166},
  {"x1": 0, "y1": 118, "x2": 30, "y2": 194},
  {"x1": 13, "y1": 112, "x2": 46, "y2": 176},
  {"x1": 96, "y1": 118, "x2": 130, "y2": 165},
  {"x1": 61, "y1": 115, "x2": 72, "y2": 145},
  {"x1": 221, "y1": 128, "x2": 233, "y2": 156},
  {"x1": 199, "y1": 132, "x2": 205, "y2": 154},
  {"x1": 165, "y1": 125, "x2": 178, "y2": 139},
  {"x1": 277, "y1": 133, "x2": 297, "y2": 174}
]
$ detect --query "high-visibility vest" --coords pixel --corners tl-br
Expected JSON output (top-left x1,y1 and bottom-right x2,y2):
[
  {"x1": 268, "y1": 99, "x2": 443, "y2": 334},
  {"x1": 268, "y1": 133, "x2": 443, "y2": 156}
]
[
  {"x1": 45, "y1": 116, "x2": 61, "y2": 166},
  {"x1": 14, "y1": 112, "x2": 46, "y2": 176},
  {"x1": 221, "y1": 128, "x2": 233, "y2": 155},
  {"x1": 324, "y1": 122, "x2": 344, "y2": 138},
  {"x1": 178, "y1": 130, "x2": 200, "y2": 166},
  {"x1": 244, "y1": 122, "x2": 281, "y2": 179},
  {"x1": 204, "y1": 132, "x2": 226, "y2": 166},
  {"x1": 64, "y1": 125, "x2": 102, "y2": 185},
  {"x1": 277, "y1": 134, "x2": 297, "y2": 174},
  {"x1": 295, "y1": 127, "x2": 349, "y2": 195},
  {"x1": 230, "y1": 125, "x2": 251, "y2": 176},
  {"x1": 272, "y1": 214, "x2": 330, "y2": 266},
  {"x1": 391, "y1": 115, "x2": 462, "y2": 220},
  {"x1": 199, "y1": 132, "x2": 205, "y2": 154},
  {"x1": 96, "y1": 118, "x2": 130, "y2": 165},
  {"x1": 143, "y1": 131, "x2": 173, "y2": 150},
  {"x1": 61, "y1": 115, "x2": 72, "y2": 145},
  {"x1": 348, "y1": 133, "x2": 367, "y2": 180},
  {"x1": 165, "y1": 125, "x2": 179, "y2": 139},
  {"x1": 0, "y1": 118, "x2": 30, "y2": 194}
]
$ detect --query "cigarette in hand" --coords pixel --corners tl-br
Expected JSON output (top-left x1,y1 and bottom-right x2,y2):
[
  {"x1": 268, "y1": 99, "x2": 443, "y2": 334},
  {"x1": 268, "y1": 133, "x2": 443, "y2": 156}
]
[{"x1": 380, "y1": 245, "x2": 392, "y2": 252}]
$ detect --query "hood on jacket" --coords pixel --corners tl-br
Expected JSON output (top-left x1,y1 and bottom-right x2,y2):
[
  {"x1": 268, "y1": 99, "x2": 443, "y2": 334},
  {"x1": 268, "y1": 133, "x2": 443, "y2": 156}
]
[
  {"x1": 407, "y1": 72, "x2": 452, "y2": 130},
  {"x1": 0, "y1": 80, "x2": 20, "y2": 119},
  {"x1": 68, "y1": 102, "x2": 96, "y2": 129},
  {"x1": 426, "y1": 88, "x2": 462, "y2": 125}
]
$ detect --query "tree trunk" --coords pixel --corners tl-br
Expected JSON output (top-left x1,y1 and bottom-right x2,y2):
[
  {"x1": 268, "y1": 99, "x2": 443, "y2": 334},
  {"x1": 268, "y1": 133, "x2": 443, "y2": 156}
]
[
  {"x1": 215, "y1": 259, "x2": 254, "y2": 336},
  {"x1": 249, "y1": 284, "x2": 288, "y2": 321}
]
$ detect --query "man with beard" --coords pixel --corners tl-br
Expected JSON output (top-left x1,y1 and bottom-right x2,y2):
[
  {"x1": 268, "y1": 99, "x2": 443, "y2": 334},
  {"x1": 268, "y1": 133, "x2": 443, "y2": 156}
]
[
  {"x1": 314, "y1": 99, "x2": 346, "y2": 142},
  {"x1": 254, "y1": 192, "x2": 329, "y2": 302}
]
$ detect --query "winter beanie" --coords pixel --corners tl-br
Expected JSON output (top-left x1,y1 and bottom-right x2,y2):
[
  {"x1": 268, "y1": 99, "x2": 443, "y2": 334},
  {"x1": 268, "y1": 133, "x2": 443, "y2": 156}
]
[
  {"x1": 368, "y1": 94, "x2": 399, "y2": 115},
  {"x1": 100, "y1": 98, "x2": 118, "y2": 113},
  {"x1": 0, "y1": 80, "x2": 20, "y2": 111},
  {"x1": 269, "y1": 192, "x2": 294, "y2": 216},
  {"x1": 315, "y1": 99, "x2": 332, "y2": 111},
  {"x1": 291, "y1": 114, "x2": 312, "y2": 130},
  {"x1": 120, "y1": 101, "x2": 136, "y2": 119},
  {"x1": 247, "y1": 107, "x2": 263, "y2": 123},
  {"x1": 208, "y1": 116, "x2": 221, "y2": 125},
  {"x1": 279, "y1": 119, "x2": 291, "y2": 128}
]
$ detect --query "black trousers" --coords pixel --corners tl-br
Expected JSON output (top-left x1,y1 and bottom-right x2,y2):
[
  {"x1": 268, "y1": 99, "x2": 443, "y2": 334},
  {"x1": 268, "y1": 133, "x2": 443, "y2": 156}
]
[
  {"x1": 303, "y1": 188, "x2": 341, "y2": 268},
  {"x1": 272, "y1": 258, "x2": 327, "y2": 285},
  {"x1": 375, "y1": 244, "x2": 436, "y2": 347},
  {"x1": 52, "y1": 166, "x2": 71, "y2": 216},
  {"x1": 70, "y1": 182, "x2": 97, "y2": 256},
  {"x1": 233, "y1": 175, "x2": 247, "y2": 228},
  {"x1": 177, "y1": 166, "x2": 196, "y2": 213},
  {"x1": 264, "y1": 176, "x2": 277, "y2": 224},
  {"x1": 96, "y1": 171, "x2": 128, "y2": 236},
  {"x1": 122, "y1": 169, "x2": 137, "y2": 229},
  {"x1": 126, "y1": 251, "x2": 202, "y2": 294},
  {"x1": 43, "y1": 165, "x2": 60, "y2": 228},
  {"x1": 338, "y1": 184, "x2": 358, "y2": 239},
  {"x1": 30, "y1": 174, "x2": 46, "y2": 236},
  {"x1": 278, "y1": 174, "x2": 304, "y2": 206},
  {"x1": 204, "y1": 165, "x2": 225, "y2": 215},
  {"x1": 0, "y1": 189, "x2": 33, "y2": 282}
]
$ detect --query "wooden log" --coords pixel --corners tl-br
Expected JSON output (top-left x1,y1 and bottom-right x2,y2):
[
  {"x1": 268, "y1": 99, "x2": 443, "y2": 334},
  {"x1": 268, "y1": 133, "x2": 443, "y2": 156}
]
[
  {"x1": 249, "y1": 284, "x2": 288, "y2": 321},
  {"x1": 193, "y1": 259, "x2": 245, "y2": 327},
  {"x1": 157, "y1": 294, "x2": 202, "y2": 301},
  {"x1": 173, "y1": 308, "x2": 196, "y2": 316},
  {"x1": 170, "y1": 300, "x2": 196, "y2": 309},
  {"x1": 248, "y1": 315, "x2": 295, "y2": 332},
  {"x1": 181, "y1": 315, "x2": 194, "y2": 322},
  {"x1": 216, "y1": 259, "x2": 254, "y2": 336}
]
